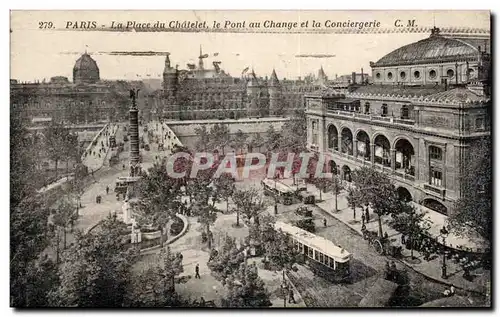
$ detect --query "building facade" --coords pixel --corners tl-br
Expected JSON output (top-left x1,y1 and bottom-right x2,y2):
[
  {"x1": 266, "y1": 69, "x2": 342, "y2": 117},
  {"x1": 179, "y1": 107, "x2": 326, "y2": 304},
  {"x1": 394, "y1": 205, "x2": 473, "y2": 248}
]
[
  {"x1": 306, "y1": 28, "x2": 491, "y2": 216},
  {"x1": 145, "y1": 47, "x2": 326, "y2": 121},
  {"x1": 11, "y1": 53, "x2": 145, "y2": 126}
]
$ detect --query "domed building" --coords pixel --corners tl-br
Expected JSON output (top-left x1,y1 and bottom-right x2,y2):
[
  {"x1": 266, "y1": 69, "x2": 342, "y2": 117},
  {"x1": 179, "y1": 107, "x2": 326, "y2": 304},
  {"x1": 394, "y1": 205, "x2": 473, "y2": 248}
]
[
  {"x1": 11, "y1": 51, "x2": 146, "y2": 126},
  {"x1": 370, "y1": 27, "x2": 490, "y2": 86},
  {"x1": 306, "y1": 27, "x2": 491, "y2": 221},
  {"x1": 73, "y1": 52, "x2": 100, "y2": 84}
]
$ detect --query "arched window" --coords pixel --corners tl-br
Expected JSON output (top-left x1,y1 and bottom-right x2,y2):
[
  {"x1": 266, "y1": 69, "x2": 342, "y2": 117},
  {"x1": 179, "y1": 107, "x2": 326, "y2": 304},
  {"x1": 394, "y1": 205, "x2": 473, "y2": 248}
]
[
  {"x1": 381, "y1": 104, "x2": 388, "y2": 117},
  {"x1": 364, "y1": 102, "x2": 370, "y2": 114},
  {"x1": 401, "y1": 105, "x2": 409, "y2": 119}
]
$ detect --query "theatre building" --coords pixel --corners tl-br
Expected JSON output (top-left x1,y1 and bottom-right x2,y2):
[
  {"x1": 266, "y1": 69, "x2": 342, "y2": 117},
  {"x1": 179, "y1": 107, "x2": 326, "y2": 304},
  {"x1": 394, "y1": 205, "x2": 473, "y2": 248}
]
[{"x1": 305, "y1": 28, "x2": 491, "y2": 215}]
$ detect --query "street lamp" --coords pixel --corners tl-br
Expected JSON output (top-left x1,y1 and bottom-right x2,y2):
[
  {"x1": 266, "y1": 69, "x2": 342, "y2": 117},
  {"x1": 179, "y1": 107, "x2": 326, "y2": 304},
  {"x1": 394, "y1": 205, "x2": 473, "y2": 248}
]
[
  {"x1": 280, "y1": 279, "x2": 289, "y2": 308},
  {"x1": 440, "y1": 226, "x2": 449, "y2": 279},
  {"x1": 274, "y1": 176, "x2": 278, "y2": 215}
]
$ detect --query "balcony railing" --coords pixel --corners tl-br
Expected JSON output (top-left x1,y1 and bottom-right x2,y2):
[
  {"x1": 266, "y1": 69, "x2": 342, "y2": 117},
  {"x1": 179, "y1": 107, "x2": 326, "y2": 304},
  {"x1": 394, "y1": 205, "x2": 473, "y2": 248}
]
[
  {"x1": 325, "y1": 108, "x2": 415, "y2": 126},
  {"x1": 424, "y1": 184, "x2": 445, "y2": 196}
]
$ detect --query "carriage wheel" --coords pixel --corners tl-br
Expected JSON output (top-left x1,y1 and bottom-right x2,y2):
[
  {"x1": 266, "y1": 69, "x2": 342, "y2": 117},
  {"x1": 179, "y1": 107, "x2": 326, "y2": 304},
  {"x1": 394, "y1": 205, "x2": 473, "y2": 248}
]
[{"x1": 373, "y1": 240, "x2": 384, "y2": 255}]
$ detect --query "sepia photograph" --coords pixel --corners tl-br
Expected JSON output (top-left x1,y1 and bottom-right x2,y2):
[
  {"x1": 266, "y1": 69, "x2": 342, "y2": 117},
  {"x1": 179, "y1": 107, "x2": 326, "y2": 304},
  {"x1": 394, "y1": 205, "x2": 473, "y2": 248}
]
[{"x1": 9, "y1": 10, "x2": 492, "y2": 308}]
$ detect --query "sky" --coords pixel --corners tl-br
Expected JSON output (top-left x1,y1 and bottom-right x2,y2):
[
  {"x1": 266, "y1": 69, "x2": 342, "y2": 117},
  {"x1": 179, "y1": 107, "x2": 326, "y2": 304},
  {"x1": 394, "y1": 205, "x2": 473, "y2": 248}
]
[{"x1": 10, "y1": 10, "x2": 490, "y2": 82}]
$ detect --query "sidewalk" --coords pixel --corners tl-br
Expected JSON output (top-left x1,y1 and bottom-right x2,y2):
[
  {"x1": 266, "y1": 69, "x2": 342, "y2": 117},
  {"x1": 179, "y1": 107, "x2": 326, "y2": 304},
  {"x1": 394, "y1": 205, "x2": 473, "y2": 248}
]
[
  {"x1": 288, "y1": 180, "x2": 489, "y2": 294},
  {"x1": 82, "y1": 123, "x2": 120, "y2": 172}
]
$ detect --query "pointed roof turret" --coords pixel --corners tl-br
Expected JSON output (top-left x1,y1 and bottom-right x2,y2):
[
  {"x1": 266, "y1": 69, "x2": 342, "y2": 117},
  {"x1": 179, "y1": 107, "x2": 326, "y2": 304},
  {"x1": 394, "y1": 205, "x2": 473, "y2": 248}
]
[
  {"x1": 163, "y1": 53, "x2": 175, "y2": 74},
  {"x1": 270, "y1": 69, "x2": 279, "y2": 86},
  {"x1": 248, "y1": 69, "x2": 259, "y2": 87},
  {"x1": 318, "y1": 66, "x2": 327, "y2": 80}
]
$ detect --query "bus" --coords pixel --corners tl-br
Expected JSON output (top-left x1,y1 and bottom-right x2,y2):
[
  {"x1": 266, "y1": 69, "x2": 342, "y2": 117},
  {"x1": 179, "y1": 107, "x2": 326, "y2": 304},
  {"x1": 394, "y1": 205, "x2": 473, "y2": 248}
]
[
  {"x1": 261, "y1": 178, "x2": 295, "y2": 205},
  {"x1": 275, "y1": 221, "x2": 352, "y2": 282},
  {"x1": 114, "y1": 176, "x2": 141, "y2": 195}
]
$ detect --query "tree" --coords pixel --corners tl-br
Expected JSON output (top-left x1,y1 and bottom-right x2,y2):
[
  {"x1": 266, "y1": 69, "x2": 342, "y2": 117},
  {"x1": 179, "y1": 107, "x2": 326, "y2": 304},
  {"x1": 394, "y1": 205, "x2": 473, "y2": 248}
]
[
  {"x1": 231, "y1": 129, "x2": 248, "y2": 155},
  {"x1": 265, "y1": 125, "x2": 281, "y2": 152},
  {"x1": 277, "y1": 109, "x2": 308, "y2": 152},
  {"x1": 49, "y1": 215, "x2": 136, "y2": 307},
  {"x1": 126, "y1": 247, "x2": 184, "y2": 307},
  {"x1": 311, "y1": 177, "x2": 329, "y2": 201},
  {"x1": 450, "y1": 137, "x2": 492, "y2": 245},
  {"x1": 45, "y1": 122, "x2": 71, "y2": 180},
  {"x1": 10, "y1": 116, "x2": 39, "y2": 207},
  {"x1": 265, "y1": 229, "x2": 299, "y2": 278},
  {"x1": 207, "y1": 235, "x2": 245, "y2": 282},
  {"x1": 346, "y1": 187, "x2": 362, "y2": 221},
  {"x1": 351, "y1": 167, "x2": 400, "y2": 237},
  {"x1": 62, "y1": 132, "x2": 79, "y2": 177},
  {"x1": 232, "y1": 187, "x2": 267, "y2": 227},
  {"x1": 52, "y1": 197, "x2": 75, "y2": 251},
  {"x1": 22, "y1": 255, "x2": 60, "y2": 307},
  {"x1": 10, "y1": 199, "x2": 52, "y2": 307},
  {"x1": 223, "y1": 262, "x2": 272, "y2": 308},
  {"x1": 249, "y1": 133, "x2": 265, "y2": 153},
  {"x1": 213, "y1": 173, "x2": 235, "y2": 216},
  {"x1": 209, "y1": 123, "x2": 230, "y2": 155},
  {"x1": 194, "y1": 125, "x2": 211, "y2": 152},
  {"x1": 133, "y1": 161, "x2": 182, "y2": 248},
  {"x1": 328, "y1": 175, "x2": 344, "y2": 212},
  {"x1": 389, "y1": 202, "x2": 431, "y2": 259}
]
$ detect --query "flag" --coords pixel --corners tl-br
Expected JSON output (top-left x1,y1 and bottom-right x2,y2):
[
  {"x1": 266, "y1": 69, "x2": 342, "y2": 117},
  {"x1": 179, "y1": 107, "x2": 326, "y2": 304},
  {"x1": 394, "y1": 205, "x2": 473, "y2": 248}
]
[
  {"x1": 201, "y1": 54, "x2": 209, "y2": 58},
  {"x1": 241, "y1": 67, "x2": 249, "y2": 75},
  {"x1": 213, "y1": 52, "x2": 219, "y2": 57},
  {"x1": 187, "y1": 63, "x2": 196, "y2": 70}
]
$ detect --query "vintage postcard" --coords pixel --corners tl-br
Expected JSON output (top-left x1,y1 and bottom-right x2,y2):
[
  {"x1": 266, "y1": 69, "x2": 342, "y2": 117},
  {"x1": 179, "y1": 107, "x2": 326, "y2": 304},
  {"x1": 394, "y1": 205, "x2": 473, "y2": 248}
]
[{"x1": 10, "y1": 10, "x2": 491, "y2": 308}]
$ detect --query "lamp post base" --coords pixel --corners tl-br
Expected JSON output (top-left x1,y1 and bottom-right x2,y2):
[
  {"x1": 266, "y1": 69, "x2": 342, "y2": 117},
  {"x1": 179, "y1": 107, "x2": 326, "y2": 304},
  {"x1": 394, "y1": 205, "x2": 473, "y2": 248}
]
[{"x1": 441, "y1": 266, "x2": 448, "y2": 279}]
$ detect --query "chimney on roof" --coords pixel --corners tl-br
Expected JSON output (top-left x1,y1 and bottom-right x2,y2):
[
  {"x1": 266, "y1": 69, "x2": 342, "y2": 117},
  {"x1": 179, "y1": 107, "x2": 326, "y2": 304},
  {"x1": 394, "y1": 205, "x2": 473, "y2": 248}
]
[
  {"x1": 352, "y1": 72, "x2": 356, "y2": 85},
  {"x1": 361, "y1": 68, "x2": 364, "y2": 84}
]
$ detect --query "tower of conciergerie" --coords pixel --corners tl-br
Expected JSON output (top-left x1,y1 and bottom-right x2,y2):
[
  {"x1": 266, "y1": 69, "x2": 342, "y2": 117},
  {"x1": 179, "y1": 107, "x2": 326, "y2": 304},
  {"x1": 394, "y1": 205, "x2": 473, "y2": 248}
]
[
  {"x1": 305, "y1": 27, "x2": 491, "y2": 216},
  {"x1": 144, "y1": 46, "x2": 332, "y2": 121}
]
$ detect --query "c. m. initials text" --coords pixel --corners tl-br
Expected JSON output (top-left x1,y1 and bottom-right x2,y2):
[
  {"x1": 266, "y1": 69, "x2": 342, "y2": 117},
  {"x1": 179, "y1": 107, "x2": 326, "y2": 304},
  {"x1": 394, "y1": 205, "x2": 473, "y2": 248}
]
[{"x1": 394, "y1": 19, "x2": 417, "y2": 27}]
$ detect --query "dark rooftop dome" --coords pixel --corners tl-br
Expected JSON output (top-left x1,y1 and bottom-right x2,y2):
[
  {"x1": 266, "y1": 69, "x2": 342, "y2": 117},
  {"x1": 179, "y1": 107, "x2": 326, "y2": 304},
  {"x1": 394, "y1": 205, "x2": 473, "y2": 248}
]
[
  {"x1": 372, "y1": 28, "x2": 480, "y2": 67},
  {"x1": 73, "y1": 53, "x2": 100, "y2": 84}
]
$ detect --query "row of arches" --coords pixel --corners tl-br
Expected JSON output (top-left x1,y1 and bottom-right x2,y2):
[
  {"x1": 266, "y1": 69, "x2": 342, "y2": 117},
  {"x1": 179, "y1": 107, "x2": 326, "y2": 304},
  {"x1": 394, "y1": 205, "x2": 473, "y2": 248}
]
[
  {"x1": 327, "y1": 125, "x2": 415, "y2": 175},
  {"x1": 327, "y1": 160, "x2": 448, "y2": 215}
]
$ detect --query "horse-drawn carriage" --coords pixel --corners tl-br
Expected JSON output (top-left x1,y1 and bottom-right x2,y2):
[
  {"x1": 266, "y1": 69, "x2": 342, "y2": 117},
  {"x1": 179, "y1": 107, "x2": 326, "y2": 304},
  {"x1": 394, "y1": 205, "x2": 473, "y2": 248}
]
[{"x1": 361, "y1": 226, "x2": 402, "y2": 257}]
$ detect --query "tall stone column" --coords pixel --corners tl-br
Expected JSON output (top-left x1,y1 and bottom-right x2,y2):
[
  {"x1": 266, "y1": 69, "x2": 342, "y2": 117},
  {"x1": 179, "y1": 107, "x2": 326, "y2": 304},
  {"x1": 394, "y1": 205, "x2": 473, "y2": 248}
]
[
  {"x1": 129, "y1": 89, "x2": 141, "y2": 177},
  {"x1": 354, "y1": 140, "x2": 358, "y2": 158},
  {"x1": 338, "y1": 134, "x2": 343, "y2": 153},
  {"x1": 318, "y1": 118, "x2": 325, "y2": 152},
  {"x1": 390, "y1": 149, "x2": 396, "y2": 171},
  {"x1": 371, "y1": 144, "x2": 376, "y2": 164}
]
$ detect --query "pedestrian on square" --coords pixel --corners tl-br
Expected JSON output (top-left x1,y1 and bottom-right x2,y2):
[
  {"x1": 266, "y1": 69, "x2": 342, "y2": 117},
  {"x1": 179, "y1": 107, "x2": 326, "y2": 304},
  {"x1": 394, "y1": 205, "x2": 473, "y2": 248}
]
[
  {"x1": 384, "y1": 231, "x2": 389, "y2": 241},
  {"x1": 361, "y1": 213, "x2": 366, "y2": 225},
  {"x1": 195, "y1": 264, "x2": 201, "y2": 279},
  {"x1": 401, "y1": 234, "x2": 406, "y2": 245},
  {"x1": 323, "y1": 218, "x2": 327, "y2": 227},
  {"x1": 106, "y1": 186, "x2": 109, "y2": 195},
  {"x1": 365, "y1": 208, "x2": 370, "y2": 223}
]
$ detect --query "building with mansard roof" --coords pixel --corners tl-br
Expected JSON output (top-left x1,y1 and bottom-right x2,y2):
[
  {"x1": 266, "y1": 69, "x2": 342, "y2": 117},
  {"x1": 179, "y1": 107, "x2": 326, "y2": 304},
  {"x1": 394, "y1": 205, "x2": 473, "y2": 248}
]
[
  {"x1": 144, "y1": 46, "x2": 327, "y2": 121},
  {"x1": 10, "y1": 52, "x2": 147, "y2": 126},
  {"x1": 305, "y1": 27, "x2": 491, "y2": 216}
]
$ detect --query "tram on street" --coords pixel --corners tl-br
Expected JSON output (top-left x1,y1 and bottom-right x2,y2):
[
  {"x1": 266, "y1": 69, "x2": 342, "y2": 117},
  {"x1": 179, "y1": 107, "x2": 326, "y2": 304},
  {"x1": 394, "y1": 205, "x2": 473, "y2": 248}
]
[
  {"x1": 275, "y1": 221, "x2": 352, "y2": 282},
  {"x1": 261, "y1": 178, "x2": 295, "y2": 205},
  {"x1": 114, "y1": 176, "x2": 141, "y2": 195}
]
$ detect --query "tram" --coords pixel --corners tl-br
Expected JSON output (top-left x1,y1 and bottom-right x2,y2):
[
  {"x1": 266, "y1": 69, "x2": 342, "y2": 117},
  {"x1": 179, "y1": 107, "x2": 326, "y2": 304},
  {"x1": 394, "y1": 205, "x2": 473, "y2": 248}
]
[
  {"x1": 275, "y1": 221, "x2": 352, "y2": 282},
  {"x1": 261, "y1": 178, "x2": 295, "y2": 205}
]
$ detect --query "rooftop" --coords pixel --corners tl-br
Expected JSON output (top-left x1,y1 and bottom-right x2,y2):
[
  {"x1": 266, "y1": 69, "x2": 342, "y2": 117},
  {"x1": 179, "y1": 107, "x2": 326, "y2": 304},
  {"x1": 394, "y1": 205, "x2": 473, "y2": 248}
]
[
  {"x1": 275, "y1": 221, "x2": 351, "y2": 262},
  {"x1": 372, "y1": 28, "x2": 483, "y2": 67}
]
